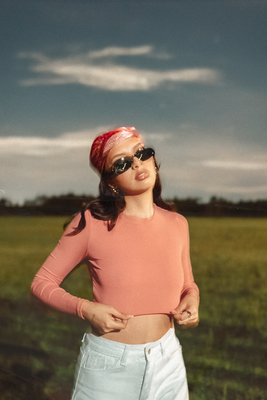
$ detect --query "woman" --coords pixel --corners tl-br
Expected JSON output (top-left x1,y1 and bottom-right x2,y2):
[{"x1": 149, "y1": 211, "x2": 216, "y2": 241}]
[{"x1": 31, "y1": 126, "x2": 199, "y2": 400}]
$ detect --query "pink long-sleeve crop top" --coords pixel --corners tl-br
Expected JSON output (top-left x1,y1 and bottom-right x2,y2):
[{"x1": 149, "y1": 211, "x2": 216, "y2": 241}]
[{"x1": 31, "y1": 205, "x2": 199, "y2": 318}]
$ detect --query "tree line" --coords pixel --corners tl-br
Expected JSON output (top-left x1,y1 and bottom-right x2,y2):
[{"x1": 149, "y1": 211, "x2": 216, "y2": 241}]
[{"x1": 0, "y1": 194, "x2": 267, "y2": 217}]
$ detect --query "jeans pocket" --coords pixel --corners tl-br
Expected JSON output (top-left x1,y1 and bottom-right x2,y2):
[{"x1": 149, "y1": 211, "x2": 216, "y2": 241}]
[{"x1": 82, "y1": 348, "x2": 120, "y2": 371}]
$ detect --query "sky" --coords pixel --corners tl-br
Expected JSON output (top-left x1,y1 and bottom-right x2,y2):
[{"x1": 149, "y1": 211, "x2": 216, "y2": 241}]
[{"x1": 1, "y1": 0, "x2": 267, "y2": 205}]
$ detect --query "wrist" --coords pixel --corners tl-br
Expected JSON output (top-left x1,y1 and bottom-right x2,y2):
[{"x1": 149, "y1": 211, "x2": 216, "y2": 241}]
[
  {"x1": 81, "y1": 300, "x2": 94, "y2": 320},
  {"x1": 182, "y1": 292, "x2": 199, "y2": 305}
]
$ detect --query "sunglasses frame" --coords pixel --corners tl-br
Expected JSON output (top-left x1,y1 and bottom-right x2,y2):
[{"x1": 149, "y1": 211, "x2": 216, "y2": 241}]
[{"x1": 107, "y1": 147, "x2": 155, "y2": 177}]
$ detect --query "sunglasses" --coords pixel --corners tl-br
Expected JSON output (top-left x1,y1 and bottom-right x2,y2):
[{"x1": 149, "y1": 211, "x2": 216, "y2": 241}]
[{"x1": 109, "y1": 147, "x2": 155, "y2": 176}]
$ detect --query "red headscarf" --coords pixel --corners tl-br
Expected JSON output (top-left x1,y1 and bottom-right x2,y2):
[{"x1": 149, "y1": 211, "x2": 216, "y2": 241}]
[{"x1": 90, "y1": 127, "x2": 141, "y2": 174}]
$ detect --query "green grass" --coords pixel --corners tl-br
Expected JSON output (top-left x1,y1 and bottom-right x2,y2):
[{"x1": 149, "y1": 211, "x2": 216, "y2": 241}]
[
  {"x1": 0, "y1": 216, "x2": 266, "y2": 399},
  {"x1": 180, "y1": 217, "x2": 267, "y2": 400}
]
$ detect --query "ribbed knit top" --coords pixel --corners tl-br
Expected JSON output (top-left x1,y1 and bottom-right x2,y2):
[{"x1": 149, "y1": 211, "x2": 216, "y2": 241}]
[{"x1": 31, "y1": 205, "x2": 199, "y2": 317}]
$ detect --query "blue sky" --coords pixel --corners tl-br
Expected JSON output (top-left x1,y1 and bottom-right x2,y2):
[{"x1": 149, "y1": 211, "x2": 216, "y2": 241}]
[{"x1": 1, "y1": 0, "x2": 267, "y2": 204}]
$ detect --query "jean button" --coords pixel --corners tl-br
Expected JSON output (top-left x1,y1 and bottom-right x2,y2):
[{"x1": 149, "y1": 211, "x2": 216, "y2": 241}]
[{"x1": 148, "y1": 349, "x2": 151, "y2": 355}]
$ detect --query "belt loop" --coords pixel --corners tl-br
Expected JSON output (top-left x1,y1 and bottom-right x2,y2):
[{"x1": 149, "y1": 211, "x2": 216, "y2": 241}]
[
  {"x1": 81, "y1": 333, "x2": 86, "y2": 343},
  {"x1": 120, "y1": 345, "x2": 129, "y2": 366}
]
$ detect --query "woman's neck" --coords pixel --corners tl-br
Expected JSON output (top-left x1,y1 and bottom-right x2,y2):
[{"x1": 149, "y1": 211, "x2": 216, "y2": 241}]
[{"x1": 123, "y1": 192, "x2": 154, "y2": 218}]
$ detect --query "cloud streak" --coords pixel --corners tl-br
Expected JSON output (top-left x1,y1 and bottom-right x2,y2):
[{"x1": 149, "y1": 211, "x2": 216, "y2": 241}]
[
  {"x1": 1, "y1": 128, "x2": 266, "y2": 205},
  {"x1": 88, "y1": 45, "x2": 155, "y2": 59},
  {"x1": 0, "y1": 132, "x2": 93, "y2": 156},
  {"x1": 202, "y1": 160, "x2": 267, "y2": 171},
  {"x1": 18, "y1": 46, "x2": 221, "y2": 91}
]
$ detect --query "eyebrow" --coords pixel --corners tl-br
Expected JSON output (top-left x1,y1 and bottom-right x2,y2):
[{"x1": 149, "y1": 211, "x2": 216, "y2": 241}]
[{"x1": 110, "y1": 142, "x2": 143, "y2": 164}]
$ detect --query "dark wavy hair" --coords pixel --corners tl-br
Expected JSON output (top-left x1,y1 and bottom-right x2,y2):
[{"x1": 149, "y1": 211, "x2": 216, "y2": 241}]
[{"x1": 68, "y1": 158, "x2": 173, "y2": 235}]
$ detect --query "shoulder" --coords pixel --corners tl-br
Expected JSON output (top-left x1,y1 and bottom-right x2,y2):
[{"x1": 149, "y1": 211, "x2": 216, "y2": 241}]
[
  {"x1": 64, "y1": 209, "x2": 96, "y2": 236},
  {"x1": 156, "y1": 207, "x2": 188, "y2": 230},
  {"x1": 156, "y1": 205, "x2": 188, "y2": 226},
  {"x1": 173, "y1": 212, "x2": 189, "y2": 236},
  {"x1": 174, "y1": 211, "x2": 188, "y2": 227}
]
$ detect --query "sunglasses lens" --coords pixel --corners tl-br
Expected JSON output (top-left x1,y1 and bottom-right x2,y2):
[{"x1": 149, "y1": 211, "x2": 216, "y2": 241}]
[
  {"x1": 138, "y1": 148, "x2": 155, "y2": 161},
  {"x1": 111, "y1": 148, "x2": 155, "y2": 176},
  {"x1": 113, "y1": 158, "x2": 132, "y2": 175}
]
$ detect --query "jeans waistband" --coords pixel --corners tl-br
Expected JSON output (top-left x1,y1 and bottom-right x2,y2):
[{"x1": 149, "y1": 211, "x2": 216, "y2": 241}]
[{"x1": 82, "y1": 327, "x2": 176, "y2": 366}]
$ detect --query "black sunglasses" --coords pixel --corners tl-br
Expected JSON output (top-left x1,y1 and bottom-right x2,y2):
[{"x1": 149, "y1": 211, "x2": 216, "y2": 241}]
[{"x1": 109, "y1": 147, "x2": 155, "y2": 176}]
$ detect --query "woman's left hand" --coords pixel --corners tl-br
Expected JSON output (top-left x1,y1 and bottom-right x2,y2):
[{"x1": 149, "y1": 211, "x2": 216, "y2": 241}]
[{"x1": 172, "y1": 293, "x2": 199, "y2": 329}]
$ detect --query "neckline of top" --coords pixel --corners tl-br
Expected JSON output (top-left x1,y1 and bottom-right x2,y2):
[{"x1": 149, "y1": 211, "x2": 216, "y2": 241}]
[{"x1": 120, "y1": 204, "x2": 156, "y2": 222}]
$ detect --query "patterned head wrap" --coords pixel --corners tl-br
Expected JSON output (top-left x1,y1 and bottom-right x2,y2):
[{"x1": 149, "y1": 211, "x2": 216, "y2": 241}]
[{"x1": 90, "y1": 127, "x2": 141, "y2": 174}]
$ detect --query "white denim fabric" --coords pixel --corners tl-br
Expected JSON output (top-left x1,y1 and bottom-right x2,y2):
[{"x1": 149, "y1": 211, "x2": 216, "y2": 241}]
[{"x1": 71, "y1": 327, "x2": 189, "y2": 400}]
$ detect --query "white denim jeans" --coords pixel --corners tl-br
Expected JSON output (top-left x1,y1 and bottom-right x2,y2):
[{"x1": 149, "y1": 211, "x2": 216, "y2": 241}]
[{"x1": 71, "y1": 327, "x2": 189, "y2": 400}]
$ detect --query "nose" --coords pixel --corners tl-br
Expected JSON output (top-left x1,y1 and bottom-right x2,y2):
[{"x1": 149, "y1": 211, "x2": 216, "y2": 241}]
[{"x1": 131, "y1": 155, "x2": 142, "y2": 169}]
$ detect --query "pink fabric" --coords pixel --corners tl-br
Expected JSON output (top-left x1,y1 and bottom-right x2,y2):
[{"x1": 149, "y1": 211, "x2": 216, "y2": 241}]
[
  {"x1": 90, "y1": 127, "x2": 140, "y2": 174},
  {"x1": 103, "y1": 128, "x2": 139, "y2": 155},
  {"x1": 31, "y1": 206, "x2": 199, "y2": 318}
]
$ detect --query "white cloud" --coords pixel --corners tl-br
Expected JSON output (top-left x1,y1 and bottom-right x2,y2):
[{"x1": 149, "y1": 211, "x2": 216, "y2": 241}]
[
  {"x1": 151, "y1": 126, "x2": 267, "y2": 201},
  {"x1": 0, "y1": 128, "x2": 170, "y2": 158},
  {"x1": 207, "y1": 185, "x2": 267, "y2": 194},
  {"x1": 18, "y1": 46, "x2": 221, "y2": 91},
  {"x1": 0, "y1": 129, "x2": 102, "y2": 204},
  {"x1": 88, "y1": 45, "x2": 154, "y2": 58},
  {"x1": 145, "y1": 132, "x2": 173, "y2": 142},
  {"x1": 1, "y1": 126, "x2": 266, "y2": 205},
  {"x1": 0, "y1": 131, "x2": 94, "y2": 156},
  {"x1": 88, "y1": 45, "x2": 171, "y2": 60},
  {"x1": 202, "y1": 160, "x2": 267, "y2": 171}
]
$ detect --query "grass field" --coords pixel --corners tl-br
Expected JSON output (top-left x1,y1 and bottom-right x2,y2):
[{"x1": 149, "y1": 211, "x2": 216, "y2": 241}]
[{"x1": 0, "y1": 216, "x2": 267, "y2": 400}]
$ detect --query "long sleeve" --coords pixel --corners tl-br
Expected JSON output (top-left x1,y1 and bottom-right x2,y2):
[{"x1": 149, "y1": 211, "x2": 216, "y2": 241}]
[
  {"x1": 31, "y1": 213, "x2": 90, "y2": 318},
  {"x1": 179, "y1": 216, "x2": 199, "y2": 304}
]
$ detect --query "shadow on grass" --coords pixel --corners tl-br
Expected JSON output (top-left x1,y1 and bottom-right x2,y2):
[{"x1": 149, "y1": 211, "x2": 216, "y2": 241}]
[
  {"x1": 178, "y1": 321, "x2": 267, "y2": 400},
  {"x1": 0, "y1": 296, "x2": 86, "y2": 400},
  {"x1": 1, "y1": 296, "x2": 267, "y2": 400}
]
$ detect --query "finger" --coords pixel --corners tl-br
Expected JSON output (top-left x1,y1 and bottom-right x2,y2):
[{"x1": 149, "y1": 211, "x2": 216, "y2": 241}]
[
  {"x1": 178, "y1": 314, "x2": 199, "y2": 327},
  {"x1": 171, "y1": 304, "x2": 189, "y2": 316},
  {"x1": 171, "y1": 306, "x2": 183, "y2": 316},
  {"x1": 180, "y1": 310, "x2": 191, "y2": 321},
  {"x1": 171, "y1": 308, "x2": 182, "y2": 318},
  {"x1": 96, "y1": 318, "x2": 127, "y2": 334},
  {"x1": 180, "y1": 319, "x2": 199, "y2": 329},
  {"x1": 111, "y1": 309, "x2": 134, "y2": 321},
  {"x1": 177, "y1": 311, "x2": 198, "y2": 327},
  {"x1": 109, "y1": 318, "x2": 129, "y2": 330},
  {"x1": 172, "y1": 309, "x2": 190, "y2": 321}
]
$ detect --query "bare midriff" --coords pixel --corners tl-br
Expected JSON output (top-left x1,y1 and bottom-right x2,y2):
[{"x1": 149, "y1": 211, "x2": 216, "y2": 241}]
[{"x1": 92, "y1": 314, "x2": 174, "y2": 345}]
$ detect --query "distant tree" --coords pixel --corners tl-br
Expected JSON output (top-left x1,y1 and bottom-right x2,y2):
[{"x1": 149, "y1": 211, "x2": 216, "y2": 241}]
[
  {"x1": 1, "y1": 193, "x2": 266, "y2": 217},
  {"x1": 24, "y1": 195, "x2": 48, "y2": 206},
  {"x1": 0, "y1": 198, "x2": 12, "y2": 207}
]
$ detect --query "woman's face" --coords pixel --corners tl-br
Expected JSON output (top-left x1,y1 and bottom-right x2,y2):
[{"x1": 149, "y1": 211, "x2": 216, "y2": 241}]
[{"x1": 105, "y1": 137, "x2": 157, "y2": 196}]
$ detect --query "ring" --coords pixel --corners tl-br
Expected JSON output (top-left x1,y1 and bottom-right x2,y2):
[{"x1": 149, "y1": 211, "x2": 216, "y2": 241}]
[{"x1": 187, "y1": 311, "x2": 191, "y2": 318}]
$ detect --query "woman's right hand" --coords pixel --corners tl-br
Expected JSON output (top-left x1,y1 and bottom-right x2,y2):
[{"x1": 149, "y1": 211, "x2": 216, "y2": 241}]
[{"x1": 81, "y1": 301, "x2": 133, "y2": 335}]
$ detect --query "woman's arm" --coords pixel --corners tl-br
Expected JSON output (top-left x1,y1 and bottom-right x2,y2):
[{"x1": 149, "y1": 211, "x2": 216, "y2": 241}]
[
  {"x1": 30, "y1": 213, "x2": 89, "y2": 317},
  {"x1": 31, "y1": 212, "x2": 133, "y2": 332},
  {"x1": 172, "y1": 216, "x2": 199, "y2": 328}
]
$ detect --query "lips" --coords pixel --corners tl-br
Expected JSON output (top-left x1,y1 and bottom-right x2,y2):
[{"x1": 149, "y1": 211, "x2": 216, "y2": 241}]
[{"x1": 135, "y1": 170, "x2": 150, "y2": 181}]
